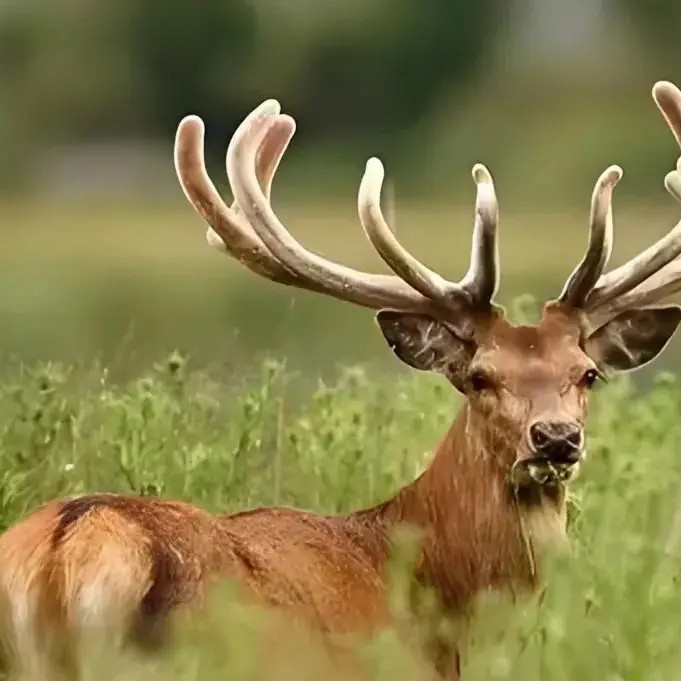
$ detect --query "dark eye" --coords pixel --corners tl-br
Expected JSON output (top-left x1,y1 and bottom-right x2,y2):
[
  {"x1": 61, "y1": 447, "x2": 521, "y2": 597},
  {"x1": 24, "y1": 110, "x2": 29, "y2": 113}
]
[
  {"x1": 581, "y1": 368, "x2": 599, "y2": 389},
  {"x1": 468, "y1": 370, "x2": 491, "y2": 392}
]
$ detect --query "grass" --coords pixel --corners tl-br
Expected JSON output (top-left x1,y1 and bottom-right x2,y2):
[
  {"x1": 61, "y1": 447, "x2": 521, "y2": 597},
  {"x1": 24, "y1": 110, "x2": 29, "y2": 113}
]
[
  {"x1": 3, "y1": 69, "x2": 681, "y2": 677},
  {"x1": 2, "y1": 191, "x2": 681, "y2": 678},
  {"x1": 1, "y1": 350, "x2": 681, "y2": 680}
]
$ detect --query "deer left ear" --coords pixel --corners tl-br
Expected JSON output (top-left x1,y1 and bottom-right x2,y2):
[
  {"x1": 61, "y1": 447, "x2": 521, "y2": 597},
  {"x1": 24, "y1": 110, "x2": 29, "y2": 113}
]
[
  {"x1": 375, "y1": 310, "x2": 476, "y2": 390},
  {"x1": 584, "y1": 306, "x2": 681, "y2": 372}
]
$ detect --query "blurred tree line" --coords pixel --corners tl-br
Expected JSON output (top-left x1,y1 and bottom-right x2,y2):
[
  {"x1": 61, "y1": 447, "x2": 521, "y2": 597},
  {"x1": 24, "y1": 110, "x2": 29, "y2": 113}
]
[
  {"x1": 0, "y1": 0, "x2": 678, "y2": 192},
  {"x1": 1, "y1": 0, "x2": 505, "y2": 189},
  {"x1": 622, "y1": 0, "x2": 681, "y2": 78}
]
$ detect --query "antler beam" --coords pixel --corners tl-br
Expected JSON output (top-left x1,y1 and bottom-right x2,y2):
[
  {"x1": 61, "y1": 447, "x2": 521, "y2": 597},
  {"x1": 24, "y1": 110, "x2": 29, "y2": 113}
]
[
  {"x1": 559, "y1": 80, "x2": 681, "y2": 327},
  {"x1": 177, "y1": 79, "x2": 681, "y2": 333},
  {"x1": 175, "y1": 101, "x2": 501, "y2": 319}
]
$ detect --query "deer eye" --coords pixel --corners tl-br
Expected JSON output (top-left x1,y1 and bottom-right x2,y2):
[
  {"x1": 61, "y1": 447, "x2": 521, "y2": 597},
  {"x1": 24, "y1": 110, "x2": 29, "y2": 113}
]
[
  {"x1": 581, "y1": 368, "x2": 599, "y2": 389},
  {"x1": 468, "y1": 369, "x2": 492, "y2": 393}
]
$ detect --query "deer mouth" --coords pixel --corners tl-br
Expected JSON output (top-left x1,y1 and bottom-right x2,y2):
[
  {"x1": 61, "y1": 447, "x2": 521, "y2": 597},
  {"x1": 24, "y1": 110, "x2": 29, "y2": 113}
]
[{"x1": 512, "y1": 454, "x2": 584, "y2": 487}]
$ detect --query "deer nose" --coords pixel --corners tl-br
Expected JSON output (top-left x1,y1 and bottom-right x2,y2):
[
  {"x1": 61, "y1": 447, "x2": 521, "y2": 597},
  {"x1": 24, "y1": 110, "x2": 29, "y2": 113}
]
[{"x1": 529, "y1": 421, "x2": 583, "y2": 463}]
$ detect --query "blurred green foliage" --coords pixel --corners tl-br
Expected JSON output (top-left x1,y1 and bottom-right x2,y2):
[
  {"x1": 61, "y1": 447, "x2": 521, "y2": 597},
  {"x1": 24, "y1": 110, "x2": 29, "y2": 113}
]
[
  {"x1": 2, "y1": 199, "x2": 680, "y2": 377},
  {"x1": 1, "y1": 356, "x2": 681, "y2": 679},
  {"x1": 0, "y1": 0, "x2": 504, "y2": 187},
  {"x1": 1, "y1": 4, "x2": 681, "y2": 675},
  {"x1": 623, "y1": 0, "x2": 681, "y2": 80},
  {"x1": 0, "y1": 0, "x2": 681, "y2": 376},
  {"x1": 3, "y1": 1, "x2": 679, "y2": 192}
]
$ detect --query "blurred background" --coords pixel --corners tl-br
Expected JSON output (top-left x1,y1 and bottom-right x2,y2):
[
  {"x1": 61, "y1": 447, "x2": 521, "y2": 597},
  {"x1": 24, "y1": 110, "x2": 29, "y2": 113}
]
[{"x1": 1, "y1": 0, "x2": 681, "y2": 379}]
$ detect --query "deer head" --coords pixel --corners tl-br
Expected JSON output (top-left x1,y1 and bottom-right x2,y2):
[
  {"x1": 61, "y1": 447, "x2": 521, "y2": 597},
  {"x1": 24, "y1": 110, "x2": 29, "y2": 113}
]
[{"x1": 175, "y1": 82, "x2": 681, "y2": 490}]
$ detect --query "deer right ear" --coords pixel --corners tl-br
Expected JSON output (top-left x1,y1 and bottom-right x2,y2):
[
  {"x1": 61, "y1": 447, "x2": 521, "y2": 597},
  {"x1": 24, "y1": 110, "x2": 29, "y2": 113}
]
[
  {"x1": 375, "y1": 310, "x2": 475, "y2": 390},
  {"x1": 584, "y1": 306, "x2": 681, "y2": 372}
]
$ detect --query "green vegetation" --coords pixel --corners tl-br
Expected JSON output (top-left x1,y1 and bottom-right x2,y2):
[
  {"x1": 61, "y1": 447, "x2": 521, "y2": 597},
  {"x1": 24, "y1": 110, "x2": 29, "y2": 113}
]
[
  {"x1": 3, "y1": 198, "x2": 680, "y2": 377},
  {"x1": 3, "y1": 0, "x2": 680, "y2": 676},
  {"x1": 0, "y1": 0, "x2": 502, "y2": 189},
  {"x1": 1, "y1": 349, "x2": 681, "y2": 680}
]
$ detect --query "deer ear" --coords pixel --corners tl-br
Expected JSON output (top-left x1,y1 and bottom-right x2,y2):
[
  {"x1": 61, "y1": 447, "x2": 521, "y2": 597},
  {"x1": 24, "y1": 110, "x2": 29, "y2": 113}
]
[
  {"x1": 584, "y1": 306, "x2": 681, "y2": 372},
  {"x1": 375, "y1": 310, "x2": 475, "y2": 390}
]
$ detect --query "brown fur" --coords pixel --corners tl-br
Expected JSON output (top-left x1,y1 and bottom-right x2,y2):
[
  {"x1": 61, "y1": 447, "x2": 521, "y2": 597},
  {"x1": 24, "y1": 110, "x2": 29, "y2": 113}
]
[{"x1": 0, "y1": 308, "x2": 604, "y2": 680}]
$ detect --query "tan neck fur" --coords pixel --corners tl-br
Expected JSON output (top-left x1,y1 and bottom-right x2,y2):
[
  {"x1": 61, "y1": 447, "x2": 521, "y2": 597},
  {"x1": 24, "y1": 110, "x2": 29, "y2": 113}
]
[{"x1": 361, "y1": 403, "x2": 568, "y2": 612}]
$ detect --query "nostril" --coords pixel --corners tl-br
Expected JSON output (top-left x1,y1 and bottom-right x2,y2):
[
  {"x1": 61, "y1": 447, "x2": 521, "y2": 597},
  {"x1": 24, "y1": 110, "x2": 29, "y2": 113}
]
[
  {"x1": 529, "y1": 423, "x2": 549, "y2": 449},
  {"x1": 530, "y1": 422, "x2": 583, "y2": 462},
  {"x1": 566, "y1": 428, "x2": 582, "y2": 448},
  {"x1": 564, "y1": 448, "x2": 581, "y2": 463}
]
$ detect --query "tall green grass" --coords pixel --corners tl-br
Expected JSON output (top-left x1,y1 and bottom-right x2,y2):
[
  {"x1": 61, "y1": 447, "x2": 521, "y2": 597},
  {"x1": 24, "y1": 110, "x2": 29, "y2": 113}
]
[{"x1": 1, "y1": 351, "x2": 681, "y2": 680}]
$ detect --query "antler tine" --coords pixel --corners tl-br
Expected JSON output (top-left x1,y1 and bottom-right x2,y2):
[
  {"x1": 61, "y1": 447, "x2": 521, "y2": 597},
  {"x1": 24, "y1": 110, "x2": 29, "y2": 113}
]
[
  {"x1": 560, "y1": 166, "x2": 621, "y2": 307},
  {"x1": 655, "y1": 80, "x2": 681, "y2": 204},
  {"x1": 358, "y1": 159, "x2": 499, "y2": 309},
  {"x1": 666, "y1": 157, "x2": 681, "y2": 203},
  {"x1": 459, "y1": 164, "x2": 500, "y2": 306},
  {"x1": 588, "y1": 257, "x2": 681, "y2": 329},
  {"x1": 585, "y1": 203, "x2": 681, "y2": 310},
  {"x1": 357, "y1": 158, "x2": 461, "y2": 301},
  {"x1": 586, "y1": 149, "x2": 681, "y2": 325},
  {"x1": 218, "y1": 116, "x2": 299, "y2": 255},
  {"x1": 578, "y1": 81, "x2": 681, "y2": 322},
  {"x1": 226, "y1": 113, "x2": 432, "y2": 310},
  {"x1": 583, "y1": 81, "x2": 681, "y2": 310},
  {"x1": 175, "y1": 101, "x2": 298, "y2": 284},
  {"x1": 182, "y1": 98, "x2": 500, "y2": 316},
  {"x1": 653, "y1": 81, "x2": 681, "y2": 149},
  {"x1": 208, "y1": 101, "x2": 294, "y2": 250}
]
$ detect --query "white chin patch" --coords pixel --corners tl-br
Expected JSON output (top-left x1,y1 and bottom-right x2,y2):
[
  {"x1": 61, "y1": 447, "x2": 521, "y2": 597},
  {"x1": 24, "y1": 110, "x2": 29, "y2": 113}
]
[
  {"x1": 528, "y1": 461, "x2": 579, "y2": 485},
  {"x1": 514, "y1": 457, "x2": 583, "y2": 487}
]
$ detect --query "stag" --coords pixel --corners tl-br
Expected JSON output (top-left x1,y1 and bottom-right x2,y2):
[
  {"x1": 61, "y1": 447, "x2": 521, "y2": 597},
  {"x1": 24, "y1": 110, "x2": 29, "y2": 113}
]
[{"x1": 2, "y1": 82, "x2": 681, "y2": 681}]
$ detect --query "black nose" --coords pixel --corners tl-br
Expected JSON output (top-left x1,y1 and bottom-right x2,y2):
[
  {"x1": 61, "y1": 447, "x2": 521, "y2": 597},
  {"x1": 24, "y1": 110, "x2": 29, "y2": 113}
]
[{"x1": 529, "y1": 421, "x2": 582, "y2": 463}]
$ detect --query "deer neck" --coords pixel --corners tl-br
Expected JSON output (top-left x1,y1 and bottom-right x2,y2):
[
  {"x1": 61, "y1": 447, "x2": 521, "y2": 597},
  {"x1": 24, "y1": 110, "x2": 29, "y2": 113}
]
[{"x1": 371, "y1": 402, "x2": 568, "y2": 611}]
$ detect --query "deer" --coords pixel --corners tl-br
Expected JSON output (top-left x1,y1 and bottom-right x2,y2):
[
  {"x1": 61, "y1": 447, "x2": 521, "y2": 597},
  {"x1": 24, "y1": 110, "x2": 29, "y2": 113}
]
[{"x1": 2, "y1": 81, "x2": 681, "y2": 681}]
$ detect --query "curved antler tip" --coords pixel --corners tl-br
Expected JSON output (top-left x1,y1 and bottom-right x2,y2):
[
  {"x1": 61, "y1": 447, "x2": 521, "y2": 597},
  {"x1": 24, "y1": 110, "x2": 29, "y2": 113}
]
[
  {"x1": 592, "y1": 166, "x2": 622, "y2": 202},
  {"x1": 364, "y1": 157, "x2": 385, "y2": 178},
  {"x1": 664, "y1": 170, "x2": 681, "y2": 203},
  {"x1": 471, "y1": 163, "x2": 493, "y2": 186},
  {"x1": 603, "y1": 164, "x2": 624, "y2": 185},
  {"x1": 277, "y1": 113, "x2": 296, "y2": 130},
  {"x1": 254, "y1": 99, "x2": 282, "y2": 117},
  {"x1": 263, "y1": 113, "x2": 297, "y2": 141},
  {"x1": 358, "y1": 158, "x2": 385, "y2": 214},
  {"x1": 175, "y1": 116, "x2": 205, "y2": 167},
  {"x1": 653, "y1": 81, "x2": 681, "y2": 102},
  {"x1": 178, "y1": 114, "x2": 205, "y2": 133}
]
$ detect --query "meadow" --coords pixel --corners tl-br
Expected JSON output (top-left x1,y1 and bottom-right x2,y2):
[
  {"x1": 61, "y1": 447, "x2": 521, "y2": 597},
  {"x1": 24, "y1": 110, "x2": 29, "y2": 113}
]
[
  {"x1": 2, "y1": 197, "x2": 681, "y2": 680},
  {"x1": 1, "y1": 346, "x2": 681, "y2": 679}
]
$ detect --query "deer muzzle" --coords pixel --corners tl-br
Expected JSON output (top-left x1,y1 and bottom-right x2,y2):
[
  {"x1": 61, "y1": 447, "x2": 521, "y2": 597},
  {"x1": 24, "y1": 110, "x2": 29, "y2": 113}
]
[
  {"x1": 529, "y1": 421, "x2": 583, "y2": 464},
  {"x1": 513, "y1": 420, "x2": 585, "y2": 486}
]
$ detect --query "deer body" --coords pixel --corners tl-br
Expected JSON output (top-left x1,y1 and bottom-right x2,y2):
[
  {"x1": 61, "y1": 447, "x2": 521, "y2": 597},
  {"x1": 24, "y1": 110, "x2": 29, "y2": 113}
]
[
  {"x1": 3, "y1": 82, "x2": 681, "y2": 680},
  {"x1": 0, "y1": 363, "x2": 562, "y2": 679}
]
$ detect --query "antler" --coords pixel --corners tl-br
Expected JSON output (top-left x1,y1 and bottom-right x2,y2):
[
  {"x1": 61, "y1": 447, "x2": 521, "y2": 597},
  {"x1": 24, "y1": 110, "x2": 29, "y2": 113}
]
[
  {"x1": 559, "y1": 165, "x2": 622, "y2": 307},
  {"x1": 175, "y1": 100, "x2": 501, "y2": 322},
  {"x1": 357, "y1": 159, "x2": 499, "y2": 308},
  {"x1": 175, "y1": 101, "x2": 299, "y2": 285},
  {"x1": 559, "y1": 80, "x2": 681, "y2": 329}
]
